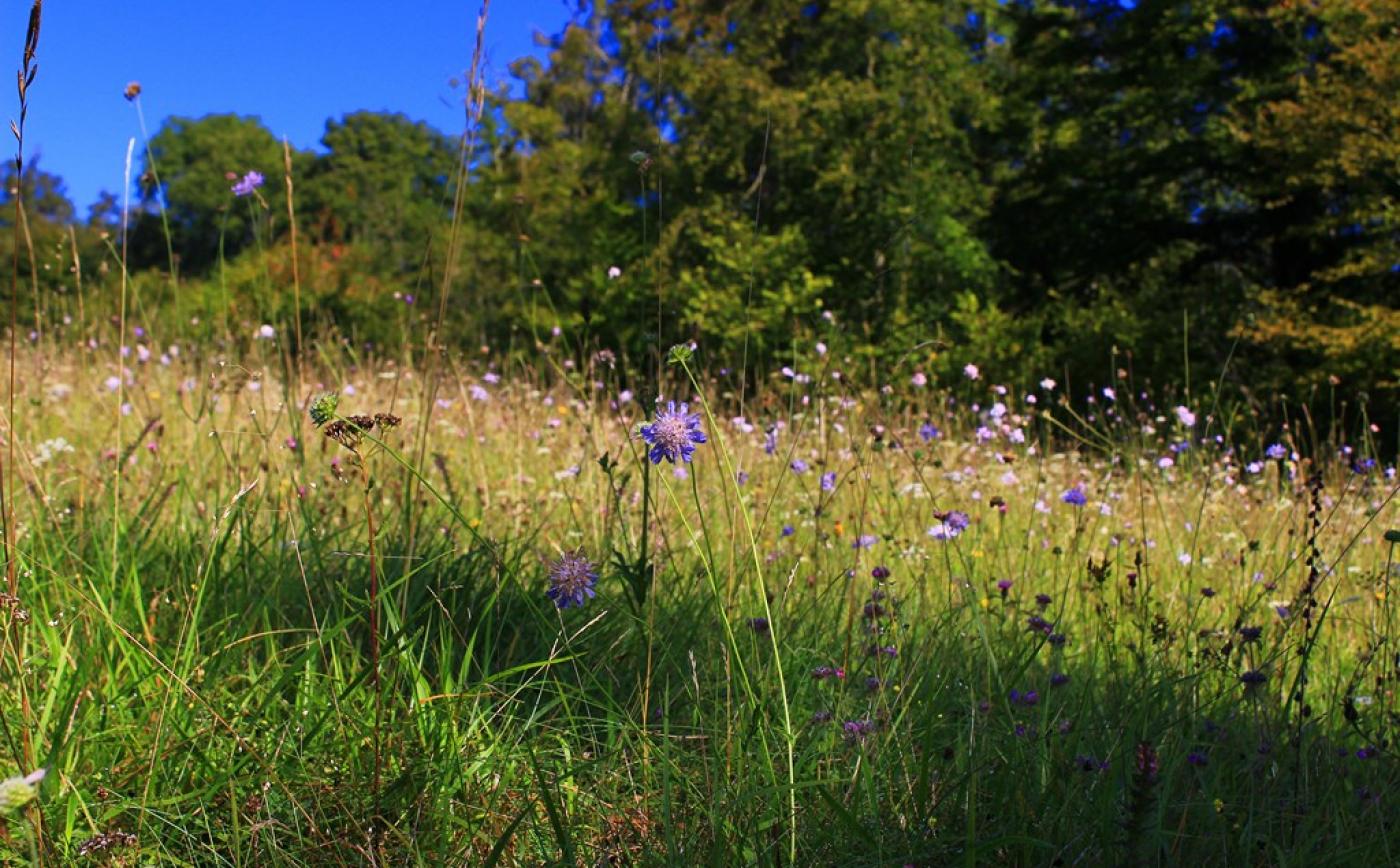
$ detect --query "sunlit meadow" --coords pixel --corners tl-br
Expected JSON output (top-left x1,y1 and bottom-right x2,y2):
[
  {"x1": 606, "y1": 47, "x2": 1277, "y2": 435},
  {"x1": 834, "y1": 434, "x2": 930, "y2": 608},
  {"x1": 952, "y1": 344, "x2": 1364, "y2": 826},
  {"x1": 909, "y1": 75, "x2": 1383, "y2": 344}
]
[
  {"x1": 2, "y1": 2, "x2": 1399, "y2": 865},
  {"x1": 0, "y1": 324, "x2": 1393, "y2": 864}
]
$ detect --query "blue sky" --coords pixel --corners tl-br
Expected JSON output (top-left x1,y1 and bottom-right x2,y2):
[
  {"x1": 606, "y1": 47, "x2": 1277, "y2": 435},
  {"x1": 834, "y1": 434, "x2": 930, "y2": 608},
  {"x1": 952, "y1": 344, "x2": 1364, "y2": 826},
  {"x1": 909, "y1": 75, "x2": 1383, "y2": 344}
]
[{"x1": 5, "y1": 0, "x2": 573, "y2": 216}]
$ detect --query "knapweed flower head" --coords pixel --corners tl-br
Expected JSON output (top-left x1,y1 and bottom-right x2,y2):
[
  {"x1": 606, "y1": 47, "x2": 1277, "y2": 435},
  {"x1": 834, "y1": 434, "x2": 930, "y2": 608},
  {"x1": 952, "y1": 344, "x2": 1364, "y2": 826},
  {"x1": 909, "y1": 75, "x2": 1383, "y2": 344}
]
[
  {"x1": 546, "y1": 550, "x2": 598, "y2": 609},
  {"x1": 231, "y1": 170, "x2": 265, "y2": 197},
  {"x1": 0, "y1": 768, "x2": 44, "y2": 813},
  {"x1": 639, "y1": 401, "x2": 706, "y2": 464}
]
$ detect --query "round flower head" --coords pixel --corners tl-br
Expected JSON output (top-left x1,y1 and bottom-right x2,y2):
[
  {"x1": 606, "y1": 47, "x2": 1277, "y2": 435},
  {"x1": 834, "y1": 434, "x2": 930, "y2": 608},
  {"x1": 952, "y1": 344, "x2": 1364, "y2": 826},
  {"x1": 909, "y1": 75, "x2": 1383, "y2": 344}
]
[
  {"x1": 639, "y1": 401, "x2": 707, "y2": 464},
  {"x1": 546, "y1": 550, "x2": 598, "y2": 609},
  {"x1": 0, "y1": 769, "x2": 44, "y2": 813}
]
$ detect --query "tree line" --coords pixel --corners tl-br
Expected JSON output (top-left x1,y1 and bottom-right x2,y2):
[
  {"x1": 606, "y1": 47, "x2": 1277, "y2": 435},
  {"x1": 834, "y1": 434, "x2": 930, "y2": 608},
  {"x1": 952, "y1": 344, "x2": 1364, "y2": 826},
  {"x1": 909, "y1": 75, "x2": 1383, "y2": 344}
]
[{"x1": 3, "y1": 0, "x2": 1396, "y2": 432}]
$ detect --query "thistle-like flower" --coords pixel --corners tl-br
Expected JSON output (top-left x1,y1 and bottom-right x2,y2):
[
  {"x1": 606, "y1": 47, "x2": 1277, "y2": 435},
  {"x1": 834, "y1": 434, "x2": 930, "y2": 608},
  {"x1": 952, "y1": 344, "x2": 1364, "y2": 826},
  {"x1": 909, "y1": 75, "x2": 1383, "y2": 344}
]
[
  {"x1": 639, "y1": 401, "x2": 707, "y2": 464},
  {"x1": 309, "y1": 392, "x2": 340, "y2": 428},
  {"x1": 546, "y1": 550, "x2": 599, "y2": 609}
]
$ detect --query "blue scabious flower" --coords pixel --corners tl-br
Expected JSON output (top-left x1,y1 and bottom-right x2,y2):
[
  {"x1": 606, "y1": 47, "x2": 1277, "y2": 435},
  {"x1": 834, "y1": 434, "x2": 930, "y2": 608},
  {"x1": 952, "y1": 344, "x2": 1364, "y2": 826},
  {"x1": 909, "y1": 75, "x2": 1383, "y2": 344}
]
[
  {"x1": 1061, "y1": 486, "x2": 1087, "y2": 507},
  {"x1": 546, "y1": 550, "x2": 598, "y2": 609},
  {"x1": 821, "y1": 471, "x2": 837, "y2": 491},
  {"x1": 231, "y1": 170, "x2": 264, "y2": 197},
  {"x1": 639, "y1": 401, "x2": 707, "y2": 464},
  {"x1": 919, "y1": 422, "x2": 940, "y2": 442},
  {"x1": 928, "y1": 510, "x2": 970, "y2": 541}
]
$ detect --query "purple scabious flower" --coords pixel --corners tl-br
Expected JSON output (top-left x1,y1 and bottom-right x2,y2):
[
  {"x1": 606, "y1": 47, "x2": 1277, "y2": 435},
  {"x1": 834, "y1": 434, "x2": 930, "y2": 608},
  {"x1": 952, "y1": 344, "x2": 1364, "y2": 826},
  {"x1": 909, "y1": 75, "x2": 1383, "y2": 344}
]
[
  {"x1": 231, "y1": 170, "x2": 264, "y2": 197},
  {"x1": 919, "y1": 422, "x2": 940, "y2": 442},
  {"x1": 1061, "y1": 486, "x2": 1087, "y2": 507},
  {"x1": 852, "y1": 534, "x2": 878, "y2": 550},
  {"x1": 1266, "y1": 443, "x2": 1288, "y2": 461},
  {"x1": 821, "y1": 471, "x2": 837, "y2": 492},
  {"x1": 545, "y1": 550, "x2": 598, "y2": 609},
  {"x1": 1009, "y1": 689, "x2": 1039, "y2": 707},
  {"x1": 640, "y1": 401, "x2": 707, "y2": 464},
  {"x1": 790, "y1": 459, "x2": 809, "y2": 473},
  {"x1": 842, "y1": 719, "x2": 876, "y2": 741},
  {"x1": 928, "y1": 510, "x2": 970, "y2": 541}
]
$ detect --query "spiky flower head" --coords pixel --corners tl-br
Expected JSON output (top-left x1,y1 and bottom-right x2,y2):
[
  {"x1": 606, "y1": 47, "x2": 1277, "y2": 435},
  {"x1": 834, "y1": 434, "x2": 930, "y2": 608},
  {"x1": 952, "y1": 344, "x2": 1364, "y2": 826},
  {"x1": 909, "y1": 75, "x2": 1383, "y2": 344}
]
[
  {"x1": 0, "y1": 769, "x2": 44, "y2": 813},
  {"x1": 639, "y1": 401, "x2": 707, "y2": 465},
  {"x1": 309, "y1": 392, "x2": 339, "y2": 428},
  {"x1": 546, "y1": 550, "x2": 598, "y2": 609}
]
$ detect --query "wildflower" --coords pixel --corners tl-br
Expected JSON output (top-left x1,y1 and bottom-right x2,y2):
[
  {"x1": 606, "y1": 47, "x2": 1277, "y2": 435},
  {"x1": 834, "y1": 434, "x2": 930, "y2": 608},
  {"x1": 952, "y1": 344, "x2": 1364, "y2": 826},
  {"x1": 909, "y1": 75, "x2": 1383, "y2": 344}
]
[
  {"x1": 545, "y1": 550, "x2": 598, "y2": 609},
  {"x1": 638, "y1": 402, "x2": 707, "y2": 464},
  {"x1": 1238, "y1": 625, "x2": 1262, "y2": 642},
  {"x1": 1050, "y1": 672, "x2": 1070, "y2": 688},
  {"x1": 911, "y1": 372, "x2": 927, "y2": 387},
  {"x1": 963, "y1": 363, "x2": 980, "y2": 380},
  {"x1": 1102, "y1": 387, "x2": 1116, "y2": 401},
  {"x1": 1157, "y1": 456, "x2": 1175, "y2": 469},
  {"x1": 607, "y1": 265, "x2": 622, "y2": 279},
  {"x1": 1200, "y1": 586, "x2": 1215, "y2": 598},
  {"x1": 811, "y1": 710, "x2": 833, "y2": 724},
  {"x1": 255, "y1": 324, "x2": 275, "y2": 340},
  {"x1": 1266, "y1": 443, "x2": 1288, "y2": 460},
  {"x1": 842, "y1": 719, "x2": 876, "y2": 741},
  {"x1": 996, "y1": 579, "x2": 1013, "y2": 598},
  {"x1": 1174, "y1": 406, "x2": 1197, "y2": 427},
  {"x1": 1047, "y1": 632, "x2": 1067, "y2": 647},
  {"x1": 1040, "y1": 378, "x2": 1056, "y2": 390},
  {"x1": 1177, "y1": 552, "x2": 1192, "y2": 566},
  {"x1": 1357, "y1": 746, "x2": 1379, "y2": 760},
  {"x1": 736, "y1": 470, "x2": 749, "y2": 486},
  {"x1": 747, "y1": 617, "x2": 770, "y2": 636},
  {"x1": 308, "y1": 392, "x2": 340, "y2": 427},
  {"x1": 815, "y1": 341, "x2": 827, "y2": 356},
  {"x1": 928, "y1": 510, "x2": 970, "y2": 541},
  {"x1": 1076, "y1": 755, "x2": 1109, "y2": 772},
  {"x1": 781, "y1": 525, "x2": 794, "y2": 538},
  {"x1": 919, "y1": 422, "x2": 940, "y2": 442},
  {"x1": 871, "y1": 566, "x2": 890, "y2": 580},
  {"x1": 1009, "y1": 689, "x2": 1039, "y2": 707},
  {"x1": 1026, "y1": 614, "x2": 1053, "y2": 635},
  {"x1": 231, "y1": 170, "x2": 264, "y2": 197},
  {"x1": 790, "y1": 459, "x2": 809, "y2": 473},
  {"x1": 1061, "y1": 486, "x2": 1087, "y2": 507},
  {"x1": 812, "y1": 666, "x2": 845, "y2": 681},
  {"x1": 1240, "y1": 670, "x2": 1268, "y2": 687},
  {"x1": 1035, "y1": 593, "x2": 1052, "y2": 610},
  {"x1": 0, "y1": 769, "x2": 44, "y2": 812},
  {"x1": 821, "y1": 471, "x2": 837, "y2": 491}
]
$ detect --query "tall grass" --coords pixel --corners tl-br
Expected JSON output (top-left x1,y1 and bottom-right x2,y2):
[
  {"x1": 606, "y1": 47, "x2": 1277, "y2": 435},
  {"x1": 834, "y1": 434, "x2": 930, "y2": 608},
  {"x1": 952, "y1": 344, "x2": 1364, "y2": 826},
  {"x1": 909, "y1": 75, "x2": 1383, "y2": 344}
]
[{"x1": 2, "y1": 1, "x2": 1398, "y2": 863}]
